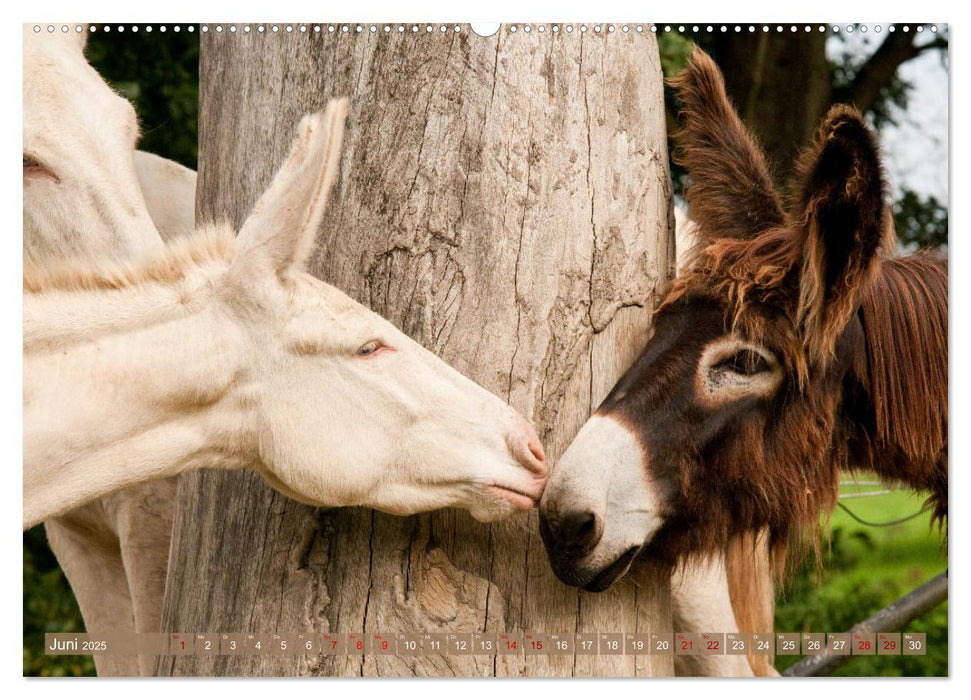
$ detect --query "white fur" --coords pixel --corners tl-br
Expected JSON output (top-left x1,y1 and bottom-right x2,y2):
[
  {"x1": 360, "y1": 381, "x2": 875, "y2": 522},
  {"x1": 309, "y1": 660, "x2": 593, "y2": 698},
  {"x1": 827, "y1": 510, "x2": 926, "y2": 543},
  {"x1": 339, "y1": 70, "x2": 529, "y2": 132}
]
[
  {"x1": 540, "y1": 415, "x2": 663, "y2": 582},
  {"x1": 23, "y1": 27, "x2": 164, "y2": 264},
  {"x1": 540, "y1": 209, "x2": 775, "y2": 676},
  {"x1": 133, "y1": 151, "x2": 197, "y2": 243},
  {"x1": 696, "y1": 337, "x2": 783, "y2": 402},
  {"x1": 671, "y1": 557, "x2": 755, "y2": 677},
  {"x1": 22, "y1": 40, "x2": 541, "y2": 677},
  {"x1": 674, "y1": 205, "x2": 701, "y2": 274},
  {"x1": 673, "y1": 208, "x2": 773, "y2": 676},
  {"x1": 24, "y1": 28, "x2": 185, "y2": 676},
  {"x1": 24, "y1": 104, "x2": 548, "y2": 532}
]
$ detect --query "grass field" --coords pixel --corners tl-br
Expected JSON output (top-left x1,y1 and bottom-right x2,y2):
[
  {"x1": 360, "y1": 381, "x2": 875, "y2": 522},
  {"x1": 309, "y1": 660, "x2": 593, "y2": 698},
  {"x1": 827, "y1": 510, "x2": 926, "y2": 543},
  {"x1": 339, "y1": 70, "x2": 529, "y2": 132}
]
[{"x1": 773, "y1": 478, "x2": 948, "y2": 677}]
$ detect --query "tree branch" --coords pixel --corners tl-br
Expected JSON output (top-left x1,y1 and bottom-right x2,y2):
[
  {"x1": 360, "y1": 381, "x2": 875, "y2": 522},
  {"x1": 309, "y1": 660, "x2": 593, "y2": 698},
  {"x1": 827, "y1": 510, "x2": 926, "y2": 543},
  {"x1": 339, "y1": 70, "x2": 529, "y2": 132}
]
[{"x1": 832, "y1": 33, "x2": 948, "y2": 113}]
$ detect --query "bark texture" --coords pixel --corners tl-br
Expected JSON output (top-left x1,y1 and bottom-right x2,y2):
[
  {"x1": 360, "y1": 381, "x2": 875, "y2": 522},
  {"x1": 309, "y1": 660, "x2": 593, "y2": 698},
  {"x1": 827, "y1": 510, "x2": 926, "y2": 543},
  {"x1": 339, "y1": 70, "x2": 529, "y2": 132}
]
[{"x1": 159, "y1": 25, "x2": 675, "y2": 677}]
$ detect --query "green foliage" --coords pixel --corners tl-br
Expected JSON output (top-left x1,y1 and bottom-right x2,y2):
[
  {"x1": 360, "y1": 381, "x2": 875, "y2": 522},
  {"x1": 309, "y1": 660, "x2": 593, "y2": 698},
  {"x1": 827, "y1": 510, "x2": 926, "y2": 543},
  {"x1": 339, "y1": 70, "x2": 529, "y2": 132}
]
[
  {"x1": 774, "y1": 487, "x2": 948, "y2": 677},
  {"x1": 85, "y1": 28, "x2": 199, "y2": 168},
  {"x1": 657, "y1": 32, "x2": 696, "y2": 203},
  {"x1": 22, "y1": 27, "x2": 946, "y2": 680},
  {"x1": 829, "y1": 34, "x2": 913, "y2": 130},
  {"x1": 659, "y1": 30, "x2": 948, "y2": 251},
  {"x1": 657, "y1": 31, "x2": 695, "y2": 78},
  {"x1": 895, "y1": 190, "x2": 949, "y2": 250},
  {"x1": 23, "y1": 527, "x2": 95, "y2": 676}
]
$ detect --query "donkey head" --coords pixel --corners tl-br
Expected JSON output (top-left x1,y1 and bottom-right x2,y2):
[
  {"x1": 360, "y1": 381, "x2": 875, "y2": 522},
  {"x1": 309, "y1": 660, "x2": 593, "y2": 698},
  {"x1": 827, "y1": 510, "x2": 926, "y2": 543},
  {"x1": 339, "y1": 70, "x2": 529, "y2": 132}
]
[
  {"x1": 221, "y1": 101, "x2": 547, "y2": 521},
  {"x1": 23, "y1": 26, "x2": 163, "y2": 263},
  {"x1": 540, "y1": 49, "x2": 891, "y2": 590}
]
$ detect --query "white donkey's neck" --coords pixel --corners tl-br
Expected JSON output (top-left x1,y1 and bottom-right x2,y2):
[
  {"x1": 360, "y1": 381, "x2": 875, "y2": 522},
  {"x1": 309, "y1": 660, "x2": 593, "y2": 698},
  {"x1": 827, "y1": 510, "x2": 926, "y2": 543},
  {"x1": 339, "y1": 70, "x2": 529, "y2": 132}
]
[{"x1": 23, "y1": 234, "x2": 256, "y2": 528}]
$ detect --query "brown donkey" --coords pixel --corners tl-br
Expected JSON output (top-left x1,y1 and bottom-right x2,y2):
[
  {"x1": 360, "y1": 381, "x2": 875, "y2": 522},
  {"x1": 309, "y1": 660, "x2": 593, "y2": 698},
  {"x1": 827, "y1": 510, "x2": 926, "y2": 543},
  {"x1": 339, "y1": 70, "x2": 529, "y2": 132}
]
[{"x1": 540, "y1": 48, "x2": 946, "y2": 593}]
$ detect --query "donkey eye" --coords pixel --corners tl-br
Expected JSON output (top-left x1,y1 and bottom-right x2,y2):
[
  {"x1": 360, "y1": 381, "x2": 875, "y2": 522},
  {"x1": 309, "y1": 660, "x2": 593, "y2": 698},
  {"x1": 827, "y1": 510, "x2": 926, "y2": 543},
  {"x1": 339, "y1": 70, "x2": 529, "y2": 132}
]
[
  {"x1": 716, "y1": 349, "x2": 770, "y2": 376},
  {"x1": 23, "y1": 153, "x2": 54, "y2": 179},
  {"x1": 699, "y1": 339, "x2": 782, "y2": 400},
  {"x1": 23, "y1": 153, "x2": 44, "y2": 169},
  {"x1": 356, "y1": 340, "x2": 383, "y2": 357}
]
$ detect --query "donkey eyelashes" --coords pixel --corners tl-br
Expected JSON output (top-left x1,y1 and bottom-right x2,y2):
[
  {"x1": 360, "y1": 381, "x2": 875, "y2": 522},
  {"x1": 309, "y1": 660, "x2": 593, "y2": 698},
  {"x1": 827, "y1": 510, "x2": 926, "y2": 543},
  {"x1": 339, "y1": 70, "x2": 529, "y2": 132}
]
[
  {"x1": 715, "y1": 349, "x2": 771, "y2": 376},
  {"x1": 698, "y1": 338, "x2": 782, "y2": 401},
  {"x1": 356, "y1": 340, "x2": 381, "y2": 357},
  {"x1": 289, "y1": 332, "x2": 393, "y2": 359},
  {"x1": 355, "y1": 339, "x2": 395, "y2": 359},
  {"x1": 23, "y1": 152, "x2": 57, "y2": 180}
]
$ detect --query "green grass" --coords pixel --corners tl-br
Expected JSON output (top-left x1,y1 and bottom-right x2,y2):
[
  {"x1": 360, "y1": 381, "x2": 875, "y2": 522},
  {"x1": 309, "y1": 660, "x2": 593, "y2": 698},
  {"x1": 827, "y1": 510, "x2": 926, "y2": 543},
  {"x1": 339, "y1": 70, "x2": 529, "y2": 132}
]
[{"x1": 774, "y1": 480, "x2": 947, "y2": 677}]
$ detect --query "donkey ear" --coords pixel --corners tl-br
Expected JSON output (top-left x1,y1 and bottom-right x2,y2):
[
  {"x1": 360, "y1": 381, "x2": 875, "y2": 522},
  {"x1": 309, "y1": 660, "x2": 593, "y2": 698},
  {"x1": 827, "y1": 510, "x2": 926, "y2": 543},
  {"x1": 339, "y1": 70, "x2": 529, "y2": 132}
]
[
  {"x1": 794, "y1": 105, "x2": 890, "y2": 365},
  {"x1": 234, "y1": 99, "x2": 348, "y2": 280},
  {"x1": 669, "y1": 48, "x2": 786, "y2": 244}
]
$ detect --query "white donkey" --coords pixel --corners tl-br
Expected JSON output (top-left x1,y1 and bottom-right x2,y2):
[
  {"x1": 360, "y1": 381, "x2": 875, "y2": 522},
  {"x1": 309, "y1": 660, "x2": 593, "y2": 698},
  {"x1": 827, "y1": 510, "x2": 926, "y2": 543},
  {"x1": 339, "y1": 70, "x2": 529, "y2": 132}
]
[
  {"x1": 25, "y1": 61, "x2": 538, "y2": 674},
  {"x1": 23, "y1": 26, "x2": 195, "y2": 677},
  {"x1": 24, "y1": 27, "x2": 195, "y2": 251},
  {"x1": 25, "y1": 99, "x2": 549, "y2": 524},
  {"x1": 24, "y1": 101, "x2": 547, "y2": 527}
]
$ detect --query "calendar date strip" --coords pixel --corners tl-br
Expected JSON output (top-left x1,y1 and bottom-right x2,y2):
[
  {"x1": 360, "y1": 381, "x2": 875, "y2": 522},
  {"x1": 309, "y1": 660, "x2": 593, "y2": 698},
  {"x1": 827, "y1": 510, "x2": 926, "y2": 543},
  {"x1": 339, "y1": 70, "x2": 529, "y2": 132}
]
[{"x1": 43, "y1": 631, "x2": 927, "y2": 657}]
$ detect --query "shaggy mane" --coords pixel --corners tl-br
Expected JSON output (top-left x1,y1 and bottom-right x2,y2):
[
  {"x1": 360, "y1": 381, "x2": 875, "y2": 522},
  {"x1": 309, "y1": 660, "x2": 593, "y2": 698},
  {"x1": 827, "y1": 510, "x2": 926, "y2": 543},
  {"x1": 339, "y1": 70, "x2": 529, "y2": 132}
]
[
  {"x1": 24, "y1": 224, "x2": 236, "y2": 294},
  {"x1": 862, "y1": 254, "x2": 947, "y2": 458},
  {"x1": 859, "y1": 253, "x2": 948, "y2": 520},
  {"x1": 642, "y1": 46, "x2": 947, "y2": 609},
  {"x1": 661, "y1": 228, "x2": 813, "y2": 386}
]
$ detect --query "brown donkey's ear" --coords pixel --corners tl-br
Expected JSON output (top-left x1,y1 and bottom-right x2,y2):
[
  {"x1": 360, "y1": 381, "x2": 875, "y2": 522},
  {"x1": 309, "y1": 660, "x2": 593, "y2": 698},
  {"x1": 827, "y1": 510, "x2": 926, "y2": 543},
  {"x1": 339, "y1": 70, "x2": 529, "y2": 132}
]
[
  {"x1": 793, "y1": 105, "x2": 891, "y2": 366},
  {"x1": 670, "y1": 48, "x2": 786, "y2": 245}
]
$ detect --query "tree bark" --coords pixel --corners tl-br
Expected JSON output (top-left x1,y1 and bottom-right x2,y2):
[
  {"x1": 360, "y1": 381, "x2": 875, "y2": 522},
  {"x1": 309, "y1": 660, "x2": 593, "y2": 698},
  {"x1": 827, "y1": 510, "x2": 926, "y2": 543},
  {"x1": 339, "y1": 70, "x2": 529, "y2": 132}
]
[{"x1": 159, "y1": 25, "x2": 675, "y2": 677}]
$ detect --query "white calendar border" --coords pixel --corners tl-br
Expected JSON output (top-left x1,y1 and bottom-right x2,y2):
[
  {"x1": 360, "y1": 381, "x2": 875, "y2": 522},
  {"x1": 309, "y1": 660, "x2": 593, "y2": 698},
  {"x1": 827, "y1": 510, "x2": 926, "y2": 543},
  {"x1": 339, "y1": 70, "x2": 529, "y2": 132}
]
[{"x1": 3, "y1": 0, "x2": 957, "y2": 696}]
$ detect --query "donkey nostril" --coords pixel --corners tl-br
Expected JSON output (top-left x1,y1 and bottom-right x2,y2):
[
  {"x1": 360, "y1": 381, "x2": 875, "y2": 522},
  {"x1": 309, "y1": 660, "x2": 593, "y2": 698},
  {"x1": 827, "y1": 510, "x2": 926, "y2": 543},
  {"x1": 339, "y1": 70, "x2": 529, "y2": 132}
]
[
  {"x1": 558, "y1": 510, "x2": 603, "y2": 556},
  {"x1": 576, "y1": 516, "x2": 594, "y2": 538},
  {"x1": 528, "y1": 439, "x2": 545, "y2": 464},
  {"x1": 510, "y1": 418, "x2": 547, "y2": 476}
]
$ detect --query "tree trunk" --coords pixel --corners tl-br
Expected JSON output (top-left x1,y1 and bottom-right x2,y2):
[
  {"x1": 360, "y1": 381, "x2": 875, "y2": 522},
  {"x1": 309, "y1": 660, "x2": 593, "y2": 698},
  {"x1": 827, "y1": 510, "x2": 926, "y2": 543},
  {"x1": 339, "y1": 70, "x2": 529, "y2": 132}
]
[{"x1": 159, "y1": 25, "x2": 675, "y2": 677}]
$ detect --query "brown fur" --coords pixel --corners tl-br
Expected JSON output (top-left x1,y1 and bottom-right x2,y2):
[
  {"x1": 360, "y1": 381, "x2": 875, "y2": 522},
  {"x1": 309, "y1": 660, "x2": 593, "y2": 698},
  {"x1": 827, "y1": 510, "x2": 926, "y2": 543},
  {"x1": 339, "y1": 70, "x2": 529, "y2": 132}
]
[
  {"x1": 856, "y1": 254, "x2": 948, "y2": 523},
  {"x1": 791, "y1": 106, "x2": 895, "y2": 367},
  {"x1": 725, "y1": 530, "x2": 780, "y2": 675},
  {"x1": 669, "y1": 49, "x2": 786, "y2": 247},
  {"x1": 599, "y1": 48, "x2": 946, "y2": 572}
]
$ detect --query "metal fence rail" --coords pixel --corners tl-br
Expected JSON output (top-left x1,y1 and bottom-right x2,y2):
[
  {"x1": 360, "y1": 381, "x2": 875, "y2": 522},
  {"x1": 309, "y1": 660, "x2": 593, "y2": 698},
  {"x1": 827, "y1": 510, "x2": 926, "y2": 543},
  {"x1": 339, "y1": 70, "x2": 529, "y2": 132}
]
[{"x1": 782, "y1": 570, "x2": 948, "y2": 677}]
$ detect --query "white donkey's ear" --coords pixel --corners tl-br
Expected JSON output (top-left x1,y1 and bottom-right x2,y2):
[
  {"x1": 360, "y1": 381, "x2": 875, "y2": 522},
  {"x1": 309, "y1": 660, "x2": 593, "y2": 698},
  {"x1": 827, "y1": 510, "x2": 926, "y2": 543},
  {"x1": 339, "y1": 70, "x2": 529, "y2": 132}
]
[{"x1": 235, "y1": 99, "x2": 348, "y2": 280}]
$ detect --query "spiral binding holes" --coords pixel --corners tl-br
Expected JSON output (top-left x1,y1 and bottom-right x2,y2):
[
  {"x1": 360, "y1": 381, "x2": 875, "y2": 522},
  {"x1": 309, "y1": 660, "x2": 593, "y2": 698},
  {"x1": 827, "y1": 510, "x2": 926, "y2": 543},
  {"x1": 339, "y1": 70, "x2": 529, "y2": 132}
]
[{"x1": 30, "y1": 23, "x2": 944, "y2": 40}]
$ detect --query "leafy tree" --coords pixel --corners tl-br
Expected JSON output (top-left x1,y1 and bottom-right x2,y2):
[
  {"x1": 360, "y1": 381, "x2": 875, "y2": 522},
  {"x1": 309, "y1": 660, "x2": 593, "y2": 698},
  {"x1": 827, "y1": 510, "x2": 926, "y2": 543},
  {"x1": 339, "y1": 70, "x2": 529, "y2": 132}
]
[{"x1": 24, "y1": 25, "x2": 946, "y2": 677}]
